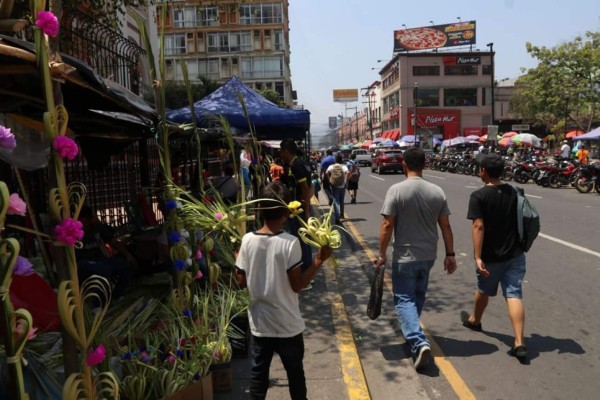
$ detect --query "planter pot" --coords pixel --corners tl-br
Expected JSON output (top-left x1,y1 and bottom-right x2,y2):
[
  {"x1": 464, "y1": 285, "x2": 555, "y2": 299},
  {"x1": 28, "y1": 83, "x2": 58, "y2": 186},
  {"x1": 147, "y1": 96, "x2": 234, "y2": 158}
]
[
  {"x1": 165, "y1": 373, "x2": 213, "y2": 400},
  {"x1": 210, "y1": 362, "x2": 232, "y2": 393}
]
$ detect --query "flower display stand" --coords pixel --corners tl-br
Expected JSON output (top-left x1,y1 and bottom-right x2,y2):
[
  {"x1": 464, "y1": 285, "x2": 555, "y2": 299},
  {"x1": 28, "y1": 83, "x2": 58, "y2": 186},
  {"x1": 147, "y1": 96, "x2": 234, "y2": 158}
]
[
  {"x1": 165, "y1": 373, "x2": 213, "y2": 400},
  {"x1": 210, "y1": 362, "x2": 233, "y2": 393}
]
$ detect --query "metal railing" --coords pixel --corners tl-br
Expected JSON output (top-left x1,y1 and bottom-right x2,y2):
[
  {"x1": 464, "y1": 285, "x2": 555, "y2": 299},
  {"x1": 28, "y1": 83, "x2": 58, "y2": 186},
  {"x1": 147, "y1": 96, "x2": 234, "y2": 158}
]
[{"x1": 59, "y1": 9, "x2": 146, "y2": 94}]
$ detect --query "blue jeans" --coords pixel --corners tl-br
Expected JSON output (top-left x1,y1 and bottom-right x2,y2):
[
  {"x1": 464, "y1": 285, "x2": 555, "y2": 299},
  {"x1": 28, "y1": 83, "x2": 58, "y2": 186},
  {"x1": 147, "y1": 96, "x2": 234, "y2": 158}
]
[
  {"x1": 392, "y1": 260, "x2": 435, "y2": 355},
  {"x1": 250, "y1": 333, "x2": 306, "y2": 400},
  {"x1": 477, "y1": 253, "x2": 526, "y2": 298},
  {"x1": 288, "y1": 217, "x2": 313, "y2": 272},
  {"x1": 331, "y1": 186, "x2": 345, "y2": 220}
]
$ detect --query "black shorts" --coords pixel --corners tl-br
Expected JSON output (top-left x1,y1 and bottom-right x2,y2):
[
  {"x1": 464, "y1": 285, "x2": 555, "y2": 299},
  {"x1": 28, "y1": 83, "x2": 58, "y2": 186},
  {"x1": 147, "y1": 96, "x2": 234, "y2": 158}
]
[{"x1": 347, "y1": 180, "x2": 358, "y2": 190}]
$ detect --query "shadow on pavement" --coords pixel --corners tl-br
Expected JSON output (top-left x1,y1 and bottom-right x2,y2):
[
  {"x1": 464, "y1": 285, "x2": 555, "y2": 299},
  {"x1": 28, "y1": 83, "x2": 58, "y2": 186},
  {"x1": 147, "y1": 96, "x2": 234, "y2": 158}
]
[{"x1": 482, "y1": 330, "x2": 585, "y2": 362}]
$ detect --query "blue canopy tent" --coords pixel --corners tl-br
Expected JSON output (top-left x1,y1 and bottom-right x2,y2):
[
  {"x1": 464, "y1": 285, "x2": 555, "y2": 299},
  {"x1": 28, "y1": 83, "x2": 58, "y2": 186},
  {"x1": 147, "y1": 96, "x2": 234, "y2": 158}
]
[
  {"x1": 165, "y1": 76, "x2": 310, "y2": 141},
  {"x1": 574, "y1": 126, "x2": 600, "y2": 141}
]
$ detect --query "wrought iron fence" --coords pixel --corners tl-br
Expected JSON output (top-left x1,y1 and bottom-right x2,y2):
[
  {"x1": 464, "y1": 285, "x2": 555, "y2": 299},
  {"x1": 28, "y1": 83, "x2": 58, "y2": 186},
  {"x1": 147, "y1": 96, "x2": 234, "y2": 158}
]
[{"x1": 59, "y1": 9, "x2": 146, "y2": 94}]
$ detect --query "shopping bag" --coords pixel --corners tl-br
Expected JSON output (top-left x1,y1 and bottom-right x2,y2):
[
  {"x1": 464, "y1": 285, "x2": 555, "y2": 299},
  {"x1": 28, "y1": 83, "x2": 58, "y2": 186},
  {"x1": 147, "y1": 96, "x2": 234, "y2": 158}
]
[{"x1": 367, "y1": 264, "x2": 385, "y2": 320}]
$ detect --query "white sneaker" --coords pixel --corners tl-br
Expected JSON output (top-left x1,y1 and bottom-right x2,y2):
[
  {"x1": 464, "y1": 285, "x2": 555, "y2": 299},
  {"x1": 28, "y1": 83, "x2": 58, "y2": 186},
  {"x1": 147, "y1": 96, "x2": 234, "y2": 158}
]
[{"x1": 414, "y1": 344, "x2": 431, "y2": 370}]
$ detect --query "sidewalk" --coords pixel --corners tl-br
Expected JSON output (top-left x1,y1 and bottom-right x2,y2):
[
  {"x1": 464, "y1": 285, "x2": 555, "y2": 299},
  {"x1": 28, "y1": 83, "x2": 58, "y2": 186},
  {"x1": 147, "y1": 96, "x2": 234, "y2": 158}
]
[{"x1": 215, "y1": 201, "x2": 445, "y2": 400}]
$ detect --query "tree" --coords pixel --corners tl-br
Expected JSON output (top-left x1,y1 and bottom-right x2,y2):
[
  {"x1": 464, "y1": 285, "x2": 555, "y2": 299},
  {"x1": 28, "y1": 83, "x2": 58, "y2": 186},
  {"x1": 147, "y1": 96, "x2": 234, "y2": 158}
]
[
  {"x1": 257, "y1": 89, "x2": 286, "y2": 107},
  {"x1": 511, "y1": 31, "x2": 600, "y2": 135}
]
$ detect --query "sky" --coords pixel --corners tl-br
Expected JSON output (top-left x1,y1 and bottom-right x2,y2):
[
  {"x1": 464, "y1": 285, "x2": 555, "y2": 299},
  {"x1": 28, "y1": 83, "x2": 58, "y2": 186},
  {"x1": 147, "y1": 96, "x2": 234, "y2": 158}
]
[{"x1": 288, "y1": 0, "x2": 600, "y2": 138}]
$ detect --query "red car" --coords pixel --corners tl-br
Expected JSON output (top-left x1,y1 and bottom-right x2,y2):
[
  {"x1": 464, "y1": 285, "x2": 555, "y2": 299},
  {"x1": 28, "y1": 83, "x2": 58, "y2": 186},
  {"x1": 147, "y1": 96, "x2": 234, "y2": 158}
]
[{"x1": 371, "y1": 149, "x2": 404, "y2": 174}]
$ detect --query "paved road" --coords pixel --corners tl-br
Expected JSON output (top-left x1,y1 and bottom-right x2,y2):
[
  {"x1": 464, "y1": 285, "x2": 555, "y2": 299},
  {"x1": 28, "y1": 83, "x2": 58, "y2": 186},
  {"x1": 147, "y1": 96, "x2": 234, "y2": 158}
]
[{"x1": 345, "y1": 166, "x2": 600, "y2": 399}]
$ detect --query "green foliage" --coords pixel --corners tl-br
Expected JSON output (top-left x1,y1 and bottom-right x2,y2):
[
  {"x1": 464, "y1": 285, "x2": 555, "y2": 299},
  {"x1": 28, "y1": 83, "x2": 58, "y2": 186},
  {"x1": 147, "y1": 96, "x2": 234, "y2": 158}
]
[
  {"x1": 258, "y1": 89, "x2": 286, "y2": 107},
  {"x1": 511, "y1": 31, "x2": 600, "y2": 134}
]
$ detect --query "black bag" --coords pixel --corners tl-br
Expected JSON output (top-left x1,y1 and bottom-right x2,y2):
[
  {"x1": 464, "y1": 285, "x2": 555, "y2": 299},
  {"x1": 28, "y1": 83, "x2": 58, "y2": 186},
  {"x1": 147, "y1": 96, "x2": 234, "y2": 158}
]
[{"x1": 367, "y1": 264, "x2": 386, "y2": 320}]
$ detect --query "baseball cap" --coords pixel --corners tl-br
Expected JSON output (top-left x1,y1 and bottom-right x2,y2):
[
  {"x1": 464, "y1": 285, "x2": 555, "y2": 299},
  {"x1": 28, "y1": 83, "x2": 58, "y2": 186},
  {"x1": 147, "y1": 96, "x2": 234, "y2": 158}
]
[
  {"x1": 475, "y1": 153, "x2": 504, "y2": 170},
  {"x1": 563, "y1": 140, "x2": 568, "y2": 144}
]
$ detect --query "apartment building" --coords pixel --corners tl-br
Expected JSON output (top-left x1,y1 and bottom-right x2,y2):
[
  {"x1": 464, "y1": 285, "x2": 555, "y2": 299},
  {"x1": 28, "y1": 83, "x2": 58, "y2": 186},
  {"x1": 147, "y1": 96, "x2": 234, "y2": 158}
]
[
  {"x1": 159, "y1": 0, "x2": 295, "y2": 105},
  {"x1": 378, "y1": 51, "x2": 494, "y2": 140}
]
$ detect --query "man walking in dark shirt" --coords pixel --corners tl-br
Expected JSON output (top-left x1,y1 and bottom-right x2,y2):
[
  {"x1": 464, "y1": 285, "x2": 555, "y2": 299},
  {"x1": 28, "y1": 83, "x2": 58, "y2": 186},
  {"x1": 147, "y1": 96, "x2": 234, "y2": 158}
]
[{"x1": 464, "y1": 153, "x2": 528, "y2": 360}]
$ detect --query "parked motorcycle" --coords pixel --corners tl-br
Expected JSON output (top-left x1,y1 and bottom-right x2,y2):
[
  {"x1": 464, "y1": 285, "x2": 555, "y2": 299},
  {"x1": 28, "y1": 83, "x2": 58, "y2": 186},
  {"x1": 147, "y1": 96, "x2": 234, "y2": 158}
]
[{"x1": 574, "y1": 163, "x2": 600, "y2": 194}]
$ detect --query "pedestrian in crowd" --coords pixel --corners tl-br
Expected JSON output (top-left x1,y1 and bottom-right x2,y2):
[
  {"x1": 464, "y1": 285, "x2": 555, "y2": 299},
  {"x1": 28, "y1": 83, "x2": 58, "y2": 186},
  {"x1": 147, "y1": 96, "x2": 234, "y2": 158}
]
[
  {"x1": 320, "y1": 149, "x2": 335, "y2": 205},
  {"x1": 346, "y1": 153, "x2": 360, "y2": 204},
  {"x1": 235, "y1": 182, "x2": 333, "y2": 400},
  {"x1": 326, "y1": 153, "x2": 349, "y2": 225},
  {"x1": 269, "y1": 157, "x2": 284, "y2": 182},
  {"x1": 311, "y1": 173, "x2": 321, "y2": 201},
  {"x1": 576, "y1": 144, "x2": 589, "y2": 165},
  {"x1": 463, "y1": 153, "x2": 528, "y2": 360},
  {"x1": 560, "y1": 140, "x2": 571, "y2": 159},
  {"x1": 279, "y1": 139, "x2": 314, "y2": 289},
  {"x1": 375, "y1": 147, "x2": 457, "y2": 370}
]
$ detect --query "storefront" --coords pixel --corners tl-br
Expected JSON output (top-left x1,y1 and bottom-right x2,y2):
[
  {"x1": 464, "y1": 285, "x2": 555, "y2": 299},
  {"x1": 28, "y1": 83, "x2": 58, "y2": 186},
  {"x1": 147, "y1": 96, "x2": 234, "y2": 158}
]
[{"x1": 407, "y1": 109, "x2": 461, "y2": 139}]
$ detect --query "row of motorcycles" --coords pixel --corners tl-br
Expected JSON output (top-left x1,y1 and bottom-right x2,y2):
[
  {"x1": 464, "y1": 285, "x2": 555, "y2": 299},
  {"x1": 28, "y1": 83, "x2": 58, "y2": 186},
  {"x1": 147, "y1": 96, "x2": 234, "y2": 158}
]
[{"x1": 426, "y1": 153, "x2": 600, "y2": 194}]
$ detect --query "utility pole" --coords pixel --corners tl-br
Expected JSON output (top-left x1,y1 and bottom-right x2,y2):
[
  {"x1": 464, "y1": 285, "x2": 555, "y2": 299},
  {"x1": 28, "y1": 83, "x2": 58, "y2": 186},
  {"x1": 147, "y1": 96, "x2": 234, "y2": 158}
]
[
  {"x1": 487, "y1": 43, "x2": 495, "y2": 124},
  {"x1": 413, "y1": 82, "x2": 419, "y2": 146}
]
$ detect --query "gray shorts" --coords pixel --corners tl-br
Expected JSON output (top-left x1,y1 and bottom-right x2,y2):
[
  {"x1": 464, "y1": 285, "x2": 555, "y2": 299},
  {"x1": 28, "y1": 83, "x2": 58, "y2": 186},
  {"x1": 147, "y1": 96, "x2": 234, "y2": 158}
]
[{"x1": 477, "y1": 253, "x2": 526, "y2": 299}]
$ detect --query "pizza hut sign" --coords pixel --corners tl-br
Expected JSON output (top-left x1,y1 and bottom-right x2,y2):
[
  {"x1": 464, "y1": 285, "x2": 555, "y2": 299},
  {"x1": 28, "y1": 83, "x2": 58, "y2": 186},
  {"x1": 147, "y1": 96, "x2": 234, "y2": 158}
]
[
  {"x1": 443, "y1": 56, "x2": 481, "y2": 65},
  {"x1": 425, "y1": 115, "x2": 456, "y2": 124}
]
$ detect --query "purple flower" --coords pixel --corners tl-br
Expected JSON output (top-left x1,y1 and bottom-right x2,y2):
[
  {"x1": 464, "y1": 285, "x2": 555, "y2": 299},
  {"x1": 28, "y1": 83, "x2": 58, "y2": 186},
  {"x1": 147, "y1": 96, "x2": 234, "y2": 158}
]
[
  {"x1": 123, "y1": 352, "x2": 132, "y2": 360},
  {"x1": 183, "y1": 309, "x2": 192, "y2": 317},
  {"x1": 174, "y1": 260, "x2": 186, "y2": 271},
  {"x1": 193, "y1": 372, "x2": 201, "y2": 381},
  {"x1": 14, "y1": 256, "x2": 34, "y2": 276},
  {"x1": 0, "y1": 125, "x2": 16, "y2": 151},
  {"x1": 176, "y1": 349, "x2": 184, "y2": 358},
  {"x1": 168, "y1": 355, "x2": 176, "y2": 364},
  {"x1": 54, "y1": 218, "x2": 84, "y2": 246},
  {"x1": 53, "y1": 136, "x2": 79, "y2": 160},
  {"x1": 165, "y1": 200, "x2": 178, "y2": 210},
  {"x1": 168, "y1": 231, "x2": 181, "y2": 243},
  {"x1": 35, "y1": 11, "x2": 59, "y2": 37},
  {"x1": 140, "y1": 351, "x2": 152, "y2": 363}
]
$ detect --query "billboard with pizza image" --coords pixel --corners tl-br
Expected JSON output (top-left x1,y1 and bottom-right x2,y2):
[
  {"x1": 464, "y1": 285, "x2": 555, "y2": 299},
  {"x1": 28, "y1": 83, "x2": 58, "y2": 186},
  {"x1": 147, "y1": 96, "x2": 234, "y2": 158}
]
[{"x1": 394, "y1": 21, "x2": 476, "y2": 52}]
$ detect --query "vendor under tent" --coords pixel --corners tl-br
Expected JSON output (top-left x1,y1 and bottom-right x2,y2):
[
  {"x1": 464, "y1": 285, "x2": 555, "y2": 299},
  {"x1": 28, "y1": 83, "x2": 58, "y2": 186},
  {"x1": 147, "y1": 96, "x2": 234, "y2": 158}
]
[
  {"x1": 572, "y1": 127, "x2": 600, "y2": 141},
  {"x1": 166, "y1": 76, "x2": 310, "y2": 141}
]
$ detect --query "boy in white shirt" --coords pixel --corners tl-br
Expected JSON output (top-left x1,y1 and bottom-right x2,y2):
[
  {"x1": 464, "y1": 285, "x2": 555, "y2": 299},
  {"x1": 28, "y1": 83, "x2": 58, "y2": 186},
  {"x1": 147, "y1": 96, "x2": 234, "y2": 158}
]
[{"x1": 235, "y1": 182, "x2": 332, "y2": 400}]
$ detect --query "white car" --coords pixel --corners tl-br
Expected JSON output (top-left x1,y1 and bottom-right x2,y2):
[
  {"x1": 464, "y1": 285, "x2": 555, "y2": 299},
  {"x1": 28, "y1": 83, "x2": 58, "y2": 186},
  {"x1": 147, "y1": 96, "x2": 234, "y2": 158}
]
[{"x1": 351, "y1": 149, "x2": 372, "y2": 166}]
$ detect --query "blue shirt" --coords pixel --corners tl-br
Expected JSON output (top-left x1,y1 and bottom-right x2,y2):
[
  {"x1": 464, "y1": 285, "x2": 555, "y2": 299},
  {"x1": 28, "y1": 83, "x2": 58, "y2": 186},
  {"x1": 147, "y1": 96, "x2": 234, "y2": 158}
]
[{"x1": 320, "y1": 155, "x2": 335, "y2": 174}]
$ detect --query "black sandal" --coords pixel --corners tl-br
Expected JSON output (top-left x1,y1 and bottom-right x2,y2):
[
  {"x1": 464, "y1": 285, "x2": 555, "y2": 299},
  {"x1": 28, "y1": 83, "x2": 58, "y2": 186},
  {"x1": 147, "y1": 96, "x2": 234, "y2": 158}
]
[
  {"x1": 510, "y1": 345, "x2": 527, "y2": 358},
  {"x1": 460, "y1": 311, "x2": 482, "y2": 332}
]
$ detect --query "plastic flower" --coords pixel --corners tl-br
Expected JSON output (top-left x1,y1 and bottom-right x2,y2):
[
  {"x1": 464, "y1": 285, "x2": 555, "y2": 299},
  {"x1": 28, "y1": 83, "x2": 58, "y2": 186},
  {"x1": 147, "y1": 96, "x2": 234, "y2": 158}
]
[
  {"x1": 176, "y1": 349, "x2": 184, "y2": 358},
  {"x1": 168, "y1": 355, "x2": 176, "y2": 364},
  {"x1": 123, "y1": 352, "x2": 132, "y2": 360},
  {"x1": 7, "y1": 193, "x2": 27, "y2": 216},
  {"x1": 140, "y1": 351, "x2": 152, "y2": 363},
  {"x1": 53, "y1": 136, "x2": 78, "y2": 160},
  {"x1": 215, "y1": 212, "x2": 223, "y2": 220},
  {"x1": 168, "y1": 231, "x2": 181, "y2": 243},
  {"x1": 195, "y1": 250, "x2": 203, "y2": 259},
  {"x1": 0, "y1": 125, "x2": 16, "y2": 151},
  {"x1": 35, "y1": 10, "x2": 59, "y2": 37},
  {"x1": 193, "y1": 372, "x2": 201, "y2": 381},
  {"x1": 288, "y1": 201, "x2": 303, "y2": 217},
  {"x1": 13, "y1": 256, "x2": 34, "y2": 276},
  {"x1": 194, "y1": 270, "x2": 203, "y2": 279},
  {"x1": 214, "y1": 350, "x2": 221, "y2": 360},
  {"x1": 86, "y1": 344, "x2": 106, "y2": 367},
  {"x1": 165, "y1": 200, "x2": 178, "y2": 210},
  {"x1": 174, "y1": 260, "x2": 186, "y2": 271},
  {"x1": 183, "y1": 309, "x2": 192, "y2": 318},
  {"x1": 54, "y1": 218, "x2": 84, "y2": 246}
]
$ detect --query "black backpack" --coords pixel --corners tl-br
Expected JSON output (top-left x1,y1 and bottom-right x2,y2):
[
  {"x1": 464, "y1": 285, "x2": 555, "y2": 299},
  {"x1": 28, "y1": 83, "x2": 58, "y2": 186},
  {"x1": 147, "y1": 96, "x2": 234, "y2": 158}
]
[{"x1": 511, "y1": 185, "x2": 540, "y2": 252}]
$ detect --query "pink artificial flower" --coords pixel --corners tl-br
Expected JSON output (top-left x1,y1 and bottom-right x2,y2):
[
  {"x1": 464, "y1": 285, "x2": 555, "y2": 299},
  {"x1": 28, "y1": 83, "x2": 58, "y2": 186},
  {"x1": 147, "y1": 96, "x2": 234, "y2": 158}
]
[
  {"x1": 27, "y1": 327, "x2": 38, "y2": 341},
  {"x1": 194, "y1": 270, "x2": 203, "y2": 280},
  {"x1": 54, "y1": 218, "x2": 84, "y2": 246},
  {"x1": 214, "y1": 212, "x2": 223, "y2": 220},
  {"x1": 35, "y1": 11, "x2": 59, "y2": 37},
  {"x1": 14, "y1": 256, "x2": 34, "y2": 276},
  {"x1": 7, "y1": 193, "x2": 27, "y2": 216},
  {"x1": 195, "y1": 250, "x2": 203, "y2": 259},
  {"x1": 168, "y1": 355, "x2": 176, "y2": 364},
  {"x1": 0, "y1": 125, "x2": 16, "y2": 151},
  {"x1": 214, "y1": 350, "x2": 221, "y2": 360},
  {"x1": 86, "y1": 344, "x2": 106, "y2": 367},
  {"x1": 53, "y1": 136, "x2": 78, "y2": 160}
]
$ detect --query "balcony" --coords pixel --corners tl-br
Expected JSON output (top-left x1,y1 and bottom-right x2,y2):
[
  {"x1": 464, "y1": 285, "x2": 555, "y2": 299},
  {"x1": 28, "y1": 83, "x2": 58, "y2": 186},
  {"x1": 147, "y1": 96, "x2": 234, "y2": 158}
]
[{"x1": 59, "y1": 9, "x2": 146, "y2": 94}]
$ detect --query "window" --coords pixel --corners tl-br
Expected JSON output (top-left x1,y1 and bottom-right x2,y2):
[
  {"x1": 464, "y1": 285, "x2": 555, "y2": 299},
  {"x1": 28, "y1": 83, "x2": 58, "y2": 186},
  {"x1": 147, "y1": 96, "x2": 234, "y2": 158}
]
[
  {"x1": 416, "y1": 88, "x2": 439, "y2": 107},
  {"x1": 483, "y1": 87, "x2": 492, "y2": 105},
  {"x1": 198, "y1": 6, "x2": 219, "y2": 26},
  {"x1": 275, "y1": 82, "x2": 284, "y2": 98},
  {"x1": 240, "y1": 4, "x2": 283, "y2": 24},
  {"x1": 444, "y1": 88, "x2": 478, "y2": 107},
  {"x1": 207, "y1": 31, "x2": 252, "y2": 52},
  {"x1": 241, "y1": 56, "x2": 283, "y2": 78},
  {"x1": 413, "y1": 66, "x2": 440, "y2": 76},
  {"x1": 164, "y1": 34, "x2": 186, "y2": 55},
  {"x1": 482, "y1": 65, "x2": 492, "y2": 75},
  {"x1": 273, "y1": 29, "x2": 284, "y2": 50},
  {"x1": 173, "y1": 6, "x2": 218, "y2": 27},
  {"x1": 444, "y1": 65, "x2": 478, "y2": 75}
]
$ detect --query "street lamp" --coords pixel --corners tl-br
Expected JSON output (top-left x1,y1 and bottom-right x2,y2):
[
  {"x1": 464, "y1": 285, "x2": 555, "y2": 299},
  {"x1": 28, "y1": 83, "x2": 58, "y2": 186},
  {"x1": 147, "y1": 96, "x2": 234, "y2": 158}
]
[{"x1": 487, "y1": 42, "x2": 495, "y2": 124}]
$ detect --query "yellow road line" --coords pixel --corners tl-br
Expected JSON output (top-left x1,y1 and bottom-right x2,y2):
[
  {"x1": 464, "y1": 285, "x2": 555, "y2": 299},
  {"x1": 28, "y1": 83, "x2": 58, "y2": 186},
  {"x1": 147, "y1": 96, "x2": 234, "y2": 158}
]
[
  {"x1": 312, "y1": 197, "x2": 371, "y2": 399},
  {"x1": 344, "y1": 217, "x2": 476, "y2": 400}
]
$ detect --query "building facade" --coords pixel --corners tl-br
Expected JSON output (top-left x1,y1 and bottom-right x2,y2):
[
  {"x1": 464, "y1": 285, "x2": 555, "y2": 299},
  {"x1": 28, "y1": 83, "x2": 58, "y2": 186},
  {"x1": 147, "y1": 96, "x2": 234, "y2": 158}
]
[
  {"x1": 158, "y1": 0, "x2": 294, "y2": 106},
  {"x1": 378, "y1": 51, "x2": 494, "y2": 140}
]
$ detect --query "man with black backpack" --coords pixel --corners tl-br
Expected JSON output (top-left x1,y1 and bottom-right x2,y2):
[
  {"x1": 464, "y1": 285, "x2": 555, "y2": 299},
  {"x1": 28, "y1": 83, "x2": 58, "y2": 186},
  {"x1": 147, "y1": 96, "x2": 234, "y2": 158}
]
[
  {"x1": 463, "y1": 153, "x2": 535, "y2": 361},
  {"x1": 346, "y1": 153, "x2": 360, "y2": 204}
]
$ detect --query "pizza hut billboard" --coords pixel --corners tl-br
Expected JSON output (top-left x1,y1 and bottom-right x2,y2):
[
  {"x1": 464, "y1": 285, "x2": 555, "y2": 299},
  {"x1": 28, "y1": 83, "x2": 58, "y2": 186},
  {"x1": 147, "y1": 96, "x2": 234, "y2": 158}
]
[{"x1": 393, "y1": 21, "x2": 476, "y2": 52}]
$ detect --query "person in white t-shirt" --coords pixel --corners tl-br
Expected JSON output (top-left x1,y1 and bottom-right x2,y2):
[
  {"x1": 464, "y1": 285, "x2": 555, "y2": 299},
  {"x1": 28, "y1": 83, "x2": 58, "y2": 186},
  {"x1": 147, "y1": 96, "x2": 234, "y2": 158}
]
[
  {"x1": 560, "y1": 140, "x2": 571, "y2": 159},
  {"x1": 235, "y1": 182, "x2": 332, "y2": 400}
]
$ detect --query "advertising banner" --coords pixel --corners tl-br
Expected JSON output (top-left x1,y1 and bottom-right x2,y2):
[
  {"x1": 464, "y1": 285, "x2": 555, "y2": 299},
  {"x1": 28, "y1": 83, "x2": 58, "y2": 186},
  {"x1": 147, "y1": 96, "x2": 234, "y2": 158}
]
[
  {"x1": 394, "y1": 21, "x2": 476, "y2": 52},
  {"x1": 329, "y1": 116, "x2": 338, "y2": 129},
  {"x1": 333, "y1": 89, "x2": 359, "y2": 103}
]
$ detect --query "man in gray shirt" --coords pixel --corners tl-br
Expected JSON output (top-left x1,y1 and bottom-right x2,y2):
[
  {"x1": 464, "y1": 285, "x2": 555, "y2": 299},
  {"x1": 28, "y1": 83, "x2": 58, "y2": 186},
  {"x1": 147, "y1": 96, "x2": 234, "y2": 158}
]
[{"x1": 375, "y1": 147, "x2": 457, "y2": 371}]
